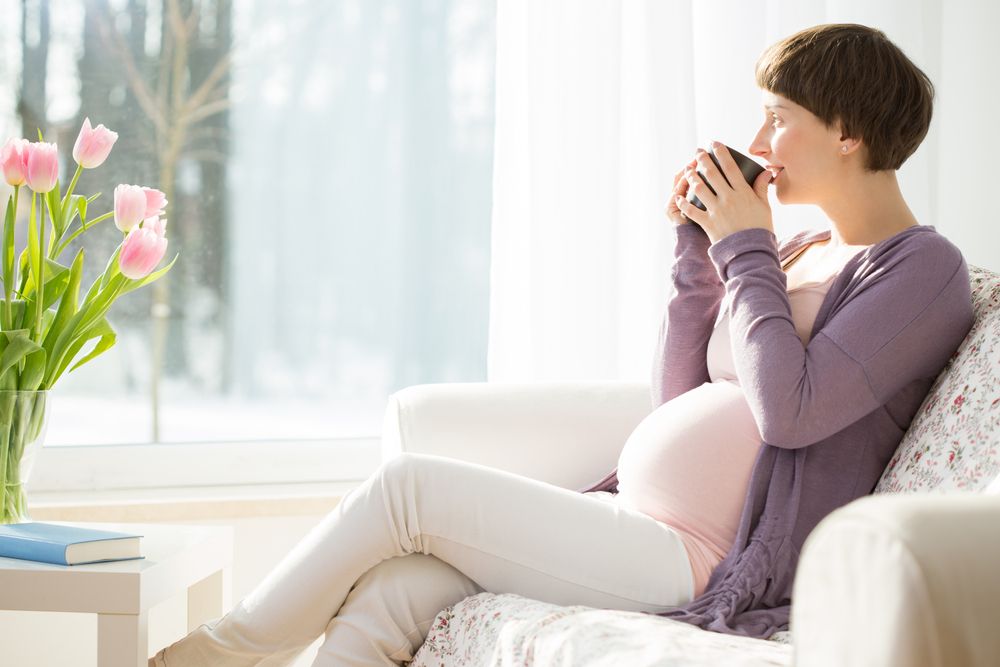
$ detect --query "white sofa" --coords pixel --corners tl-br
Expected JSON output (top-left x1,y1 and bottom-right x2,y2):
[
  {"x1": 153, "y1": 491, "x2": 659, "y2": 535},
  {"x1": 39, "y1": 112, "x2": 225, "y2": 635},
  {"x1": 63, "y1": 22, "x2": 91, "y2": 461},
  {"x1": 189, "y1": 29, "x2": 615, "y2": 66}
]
[{"x1": 380, "y1": 264, "x2": 1000, "y2": 667}]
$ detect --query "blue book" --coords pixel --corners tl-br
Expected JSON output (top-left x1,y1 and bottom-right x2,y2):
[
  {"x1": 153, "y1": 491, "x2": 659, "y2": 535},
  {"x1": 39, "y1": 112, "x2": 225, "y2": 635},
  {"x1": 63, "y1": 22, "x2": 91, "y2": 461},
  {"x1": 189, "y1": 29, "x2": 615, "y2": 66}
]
[{"x1": 0, "y1": 522, "x2": 144, "y2": 566}]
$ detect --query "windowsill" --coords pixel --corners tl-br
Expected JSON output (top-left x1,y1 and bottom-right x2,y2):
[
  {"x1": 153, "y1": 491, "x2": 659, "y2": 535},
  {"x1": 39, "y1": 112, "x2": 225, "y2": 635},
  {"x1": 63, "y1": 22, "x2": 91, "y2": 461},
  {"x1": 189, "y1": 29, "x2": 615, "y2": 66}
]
[
  {"x1": 30, "y1": 437, "x2": 383, "y2": 498},
  {"x1": 26, "y1": 480, "x2": 363, "y2": 522}
]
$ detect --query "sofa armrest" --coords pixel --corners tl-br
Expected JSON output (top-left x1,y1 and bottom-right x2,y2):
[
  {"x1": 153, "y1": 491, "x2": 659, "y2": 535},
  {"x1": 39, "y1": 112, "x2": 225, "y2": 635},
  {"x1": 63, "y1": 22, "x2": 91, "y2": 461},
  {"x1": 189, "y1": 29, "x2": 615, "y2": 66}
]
[
  {"x1": 380, "y1": 381, "x2": 652, "y2": 490},
  {"x1": 791, "y1": 492, "x2": 1000, "y2": 667}
]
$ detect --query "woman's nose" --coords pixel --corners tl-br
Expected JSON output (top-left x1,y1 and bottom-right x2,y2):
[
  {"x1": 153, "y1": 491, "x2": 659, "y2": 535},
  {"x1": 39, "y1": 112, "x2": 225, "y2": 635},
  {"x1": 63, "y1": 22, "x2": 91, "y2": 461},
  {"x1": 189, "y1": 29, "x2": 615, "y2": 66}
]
[{"x1": 748, "y1": 136, "x2": 769, "y2": 159}]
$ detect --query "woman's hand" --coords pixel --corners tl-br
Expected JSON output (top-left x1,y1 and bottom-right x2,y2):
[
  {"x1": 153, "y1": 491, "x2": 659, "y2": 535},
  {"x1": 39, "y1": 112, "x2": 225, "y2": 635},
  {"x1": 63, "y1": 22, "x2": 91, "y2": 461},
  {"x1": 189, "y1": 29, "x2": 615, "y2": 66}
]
[
  {"x1": 673, "y1": 142, "x2": 774, "y2": 244},
  {"x1": 664, "y1": 157, "x2": 700, "y2": 226}
]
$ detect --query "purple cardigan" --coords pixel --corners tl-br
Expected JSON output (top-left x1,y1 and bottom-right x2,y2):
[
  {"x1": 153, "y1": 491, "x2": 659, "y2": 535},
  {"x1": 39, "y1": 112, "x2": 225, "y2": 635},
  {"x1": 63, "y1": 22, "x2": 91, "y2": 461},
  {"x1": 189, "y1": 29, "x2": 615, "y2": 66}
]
[{"x1": 579, "y1": 222, "x2": 974, "y2": 639}]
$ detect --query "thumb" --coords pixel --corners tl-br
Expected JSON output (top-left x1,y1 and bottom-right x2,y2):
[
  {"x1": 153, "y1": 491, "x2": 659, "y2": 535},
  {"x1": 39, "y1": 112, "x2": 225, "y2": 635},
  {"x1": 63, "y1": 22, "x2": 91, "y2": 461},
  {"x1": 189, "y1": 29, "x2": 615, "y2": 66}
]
[{"x1": 753, "y1": 169, "x2": 772, "y2": 199}]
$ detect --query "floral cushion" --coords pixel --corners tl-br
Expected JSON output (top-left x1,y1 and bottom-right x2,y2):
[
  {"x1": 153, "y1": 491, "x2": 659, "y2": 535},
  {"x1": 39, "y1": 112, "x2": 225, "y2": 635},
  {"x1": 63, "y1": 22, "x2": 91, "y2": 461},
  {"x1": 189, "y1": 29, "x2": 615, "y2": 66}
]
[
  {"x1": 409, "y1": 592, "x2": 791, "y2": 667},
  {"x1": 410, "y1": 265, "x2": 1000, "y2": 667},
  {"x1": 875, "y1": 264, "x2": 1000, "y2": 494}
]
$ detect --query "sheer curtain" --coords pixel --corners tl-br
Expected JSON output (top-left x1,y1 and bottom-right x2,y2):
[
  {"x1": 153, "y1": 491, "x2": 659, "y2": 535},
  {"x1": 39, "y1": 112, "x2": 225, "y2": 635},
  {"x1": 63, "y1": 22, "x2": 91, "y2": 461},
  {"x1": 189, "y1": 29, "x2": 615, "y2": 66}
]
[{"x1": 487, "y1": 0, "x2": 999, "y2": 383}]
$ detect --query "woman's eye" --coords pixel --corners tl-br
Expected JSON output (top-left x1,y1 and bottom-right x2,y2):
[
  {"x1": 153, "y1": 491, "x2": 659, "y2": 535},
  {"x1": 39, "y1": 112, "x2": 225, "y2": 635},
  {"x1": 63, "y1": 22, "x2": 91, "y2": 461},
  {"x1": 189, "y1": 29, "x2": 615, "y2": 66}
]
[{"x1": 770, "y1": 114, "x2": 782, "y2": 126}]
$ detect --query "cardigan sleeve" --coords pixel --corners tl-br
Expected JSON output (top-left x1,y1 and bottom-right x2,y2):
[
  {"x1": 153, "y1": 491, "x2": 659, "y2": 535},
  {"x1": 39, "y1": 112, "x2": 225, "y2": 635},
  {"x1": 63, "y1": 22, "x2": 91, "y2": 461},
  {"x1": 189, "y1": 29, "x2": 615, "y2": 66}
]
[
  {"x1": 651, "y1": 223, "x2": 725, "y2": 407},
  {"x1": 707, "y1": 227, "x2": 974, "y2": 450}
]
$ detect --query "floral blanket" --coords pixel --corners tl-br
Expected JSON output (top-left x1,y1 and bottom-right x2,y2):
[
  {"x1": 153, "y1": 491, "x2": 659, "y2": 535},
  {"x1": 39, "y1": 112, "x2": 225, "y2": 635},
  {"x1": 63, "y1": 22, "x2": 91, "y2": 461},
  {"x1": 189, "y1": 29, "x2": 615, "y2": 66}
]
[{"x1": 410, "y1": 592, "x2": 791, "y2": 667}]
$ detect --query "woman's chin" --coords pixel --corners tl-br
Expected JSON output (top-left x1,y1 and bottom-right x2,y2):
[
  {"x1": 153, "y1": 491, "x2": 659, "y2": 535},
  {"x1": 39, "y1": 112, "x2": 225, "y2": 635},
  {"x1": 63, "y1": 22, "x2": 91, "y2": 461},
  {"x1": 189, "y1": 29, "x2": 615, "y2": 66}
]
[{"x1": 772, "y1": 181, "x2": 794, "y2": 204}]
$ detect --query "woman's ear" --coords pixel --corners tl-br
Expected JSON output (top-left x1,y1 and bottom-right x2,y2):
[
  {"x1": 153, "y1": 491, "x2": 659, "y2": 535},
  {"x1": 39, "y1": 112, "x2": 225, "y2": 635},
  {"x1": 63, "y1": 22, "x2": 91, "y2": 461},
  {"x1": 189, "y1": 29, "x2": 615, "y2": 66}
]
[
  {"x1": 838, "y1": 137, "x2": 862, "y2": 155},
  {"x1": 835, "y1": 120, "x2": 862, "y2": 155}
]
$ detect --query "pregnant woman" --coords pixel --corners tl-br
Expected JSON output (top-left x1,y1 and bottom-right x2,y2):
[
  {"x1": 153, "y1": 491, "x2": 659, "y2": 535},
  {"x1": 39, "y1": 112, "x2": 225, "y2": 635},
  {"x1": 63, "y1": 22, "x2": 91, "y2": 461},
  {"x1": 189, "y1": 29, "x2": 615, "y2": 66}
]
[{"x1": 151, "y1": 23, "x2": 974, "y2": 666}]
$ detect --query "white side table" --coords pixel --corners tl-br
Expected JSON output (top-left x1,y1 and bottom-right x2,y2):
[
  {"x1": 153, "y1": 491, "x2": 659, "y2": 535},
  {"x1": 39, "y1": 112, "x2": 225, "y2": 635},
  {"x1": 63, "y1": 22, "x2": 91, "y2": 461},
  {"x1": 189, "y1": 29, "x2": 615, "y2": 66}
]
[{"x1": 0, "y1": 521, "x2": 233, "y2": 667}]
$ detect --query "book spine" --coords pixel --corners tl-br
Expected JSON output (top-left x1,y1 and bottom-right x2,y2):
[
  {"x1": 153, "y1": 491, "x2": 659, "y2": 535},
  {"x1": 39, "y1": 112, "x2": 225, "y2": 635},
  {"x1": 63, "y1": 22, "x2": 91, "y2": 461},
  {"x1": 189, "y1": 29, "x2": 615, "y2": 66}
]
[{"x1": 0, "y1": 538, "x2": 69, "y2": 565}]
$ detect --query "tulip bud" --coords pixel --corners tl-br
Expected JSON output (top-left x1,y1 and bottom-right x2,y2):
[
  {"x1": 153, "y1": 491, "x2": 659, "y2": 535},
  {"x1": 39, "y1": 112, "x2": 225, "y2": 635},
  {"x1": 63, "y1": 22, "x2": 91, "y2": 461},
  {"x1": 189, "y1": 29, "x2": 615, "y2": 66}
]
[
  {"x1": 72, "y1": 117, "x2": 118, "y2": 169},
  {"x1": 24, "y1": 141, "x2": 59, "y2": 193},
  {"x1": 1, "y1": 138, "x2": 29, "y2": 186},
  {"x1": 114, "y1": 184, "x2": 148, "y2": 232},
  {"x1": 141, "y1": 187, "x2": 167, "y2": 219},
  {"x1": 119, "y1": 216, "x2": 169, "y2": 280}
]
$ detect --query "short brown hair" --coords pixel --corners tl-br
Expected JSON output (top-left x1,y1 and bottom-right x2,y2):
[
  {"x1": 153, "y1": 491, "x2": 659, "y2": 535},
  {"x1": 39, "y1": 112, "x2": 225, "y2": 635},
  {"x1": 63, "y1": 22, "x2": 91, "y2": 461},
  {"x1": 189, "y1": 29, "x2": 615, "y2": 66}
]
[{"x1": 754, "y1": 23, "x2": 934, "y2": 172}]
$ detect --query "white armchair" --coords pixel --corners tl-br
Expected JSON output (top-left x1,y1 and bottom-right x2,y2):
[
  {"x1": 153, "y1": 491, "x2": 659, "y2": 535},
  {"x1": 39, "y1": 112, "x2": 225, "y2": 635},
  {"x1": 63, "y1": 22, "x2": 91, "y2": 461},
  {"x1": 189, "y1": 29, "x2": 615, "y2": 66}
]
[
  {"x1": 380, "y1": 265, "x2": 1000, "y2": 667},
  {"x1": 380, "y1": 380, "x2": 651, "y2": 492}
]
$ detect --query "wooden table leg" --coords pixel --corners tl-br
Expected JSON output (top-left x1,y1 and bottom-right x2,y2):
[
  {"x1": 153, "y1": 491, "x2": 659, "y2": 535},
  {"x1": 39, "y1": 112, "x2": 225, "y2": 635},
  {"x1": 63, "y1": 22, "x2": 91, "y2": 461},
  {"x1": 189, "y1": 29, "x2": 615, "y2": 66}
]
[
  {"x1": 187, "y1": 567, "x2": 231, "y2": 632},
  {"x1": 98, "y1": 610, "x2": 149, "y2": 667}
]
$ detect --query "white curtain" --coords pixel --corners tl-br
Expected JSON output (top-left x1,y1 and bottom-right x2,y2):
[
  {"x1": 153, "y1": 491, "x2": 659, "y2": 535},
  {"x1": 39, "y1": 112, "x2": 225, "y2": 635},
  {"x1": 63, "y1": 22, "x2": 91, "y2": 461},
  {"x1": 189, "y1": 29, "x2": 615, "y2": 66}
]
[{"x1": 487, "y1": 0, "x2": 1000, "y2": 383}]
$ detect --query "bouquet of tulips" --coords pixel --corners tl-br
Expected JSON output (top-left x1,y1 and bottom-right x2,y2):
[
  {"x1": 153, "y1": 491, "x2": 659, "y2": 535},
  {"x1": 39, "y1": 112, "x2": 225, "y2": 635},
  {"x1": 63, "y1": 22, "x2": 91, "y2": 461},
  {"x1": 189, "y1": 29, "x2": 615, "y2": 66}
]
[{"x1": 0, "y1": 118, "x2": 176, "y2": 522}]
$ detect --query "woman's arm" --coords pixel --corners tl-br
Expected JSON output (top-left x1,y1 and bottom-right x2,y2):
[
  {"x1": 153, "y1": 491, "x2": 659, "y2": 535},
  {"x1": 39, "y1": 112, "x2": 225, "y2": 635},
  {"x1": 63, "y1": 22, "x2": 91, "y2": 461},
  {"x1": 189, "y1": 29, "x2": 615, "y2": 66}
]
[
  {"x1": 651, "y1": 223, "x2": 725, "y2": 406},
  {"x1": 708, "y1": 227, "x2": 974, "y2": 449}
]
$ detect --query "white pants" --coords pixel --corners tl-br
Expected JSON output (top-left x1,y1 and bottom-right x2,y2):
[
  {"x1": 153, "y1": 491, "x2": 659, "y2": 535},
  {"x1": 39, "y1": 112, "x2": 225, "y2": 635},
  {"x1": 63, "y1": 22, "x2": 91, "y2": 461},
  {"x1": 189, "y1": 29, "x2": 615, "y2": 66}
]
[{"x1": 150, "y1": 453, "x2": 694, "y2": 666}]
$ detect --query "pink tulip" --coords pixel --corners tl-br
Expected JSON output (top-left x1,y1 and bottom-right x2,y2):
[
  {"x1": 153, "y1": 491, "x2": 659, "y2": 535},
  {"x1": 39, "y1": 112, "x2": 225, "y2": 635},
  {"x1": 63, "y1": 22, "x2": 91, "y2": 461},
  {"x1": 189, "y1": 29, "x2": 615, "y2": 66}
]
[
  {"x1": 1, "y1": 138, "x2": 29, "y2": 186},
  {"x1": 114, "y1": 184, "x2": 147, "y2": 232},
  {"x1": 119, "y1": 217, "x2": 168, "y2": 280},
  {"x1": 72, "y1": 117, "x2": 118, "y2": 169},
  {"x1": 142, "y1": 187, "x2": 167, "y2": 219},
  {"x1": 24, "y1": 141, "x2": 59, "y2": 193}
]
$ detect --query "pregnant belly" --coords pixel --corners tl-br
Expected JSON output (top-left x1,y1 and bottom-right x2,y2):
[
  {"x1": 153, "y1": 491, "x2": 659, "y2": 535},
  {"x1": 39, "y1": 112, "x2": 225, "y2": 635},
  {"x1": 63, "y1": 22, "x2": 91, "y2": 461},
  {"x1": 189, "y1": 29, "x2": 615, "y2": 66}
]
[{"x1": 615, "y1": 380, "x2": 763, "y2": 553}]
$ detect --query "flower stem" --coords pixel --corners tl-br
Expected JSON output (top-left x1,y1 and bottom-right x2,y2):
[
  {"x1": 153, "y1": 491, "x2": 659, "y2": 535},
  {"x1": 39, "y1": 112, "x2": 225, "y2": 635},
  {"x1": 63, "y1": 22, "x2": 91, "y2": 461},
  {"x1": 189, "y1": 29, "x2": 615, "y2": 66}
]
[
  {"x1": 61, "y1": 164, "x2": 83, "y2": 212},
  {"x1": 0, "y1": 392, "x2": 46, "y2": 523},
  {"x1": 18, "y1": 193, "x2": 36, "y2": 310},
  {"x1": 51, "y1": 210, "x2": 113, "y2": 260},
  {"x1": 38, "y1": 194, "x2": 46, "y2": 337},
  {"x1": 0, "y1": 407, "x2": 9, "y2": 523}
]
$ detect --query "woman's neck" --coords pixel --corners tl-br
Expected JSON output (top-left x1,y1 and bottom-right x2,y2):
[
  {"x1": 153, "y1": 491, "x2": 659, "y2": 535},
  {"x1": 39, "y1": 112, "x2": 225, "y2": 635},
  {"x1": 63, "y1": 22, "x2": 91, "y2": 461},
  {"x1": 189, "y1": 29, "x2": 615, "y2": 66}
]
[{"x1": 819, "y1": 169, "x2": 920, "y2": 247}]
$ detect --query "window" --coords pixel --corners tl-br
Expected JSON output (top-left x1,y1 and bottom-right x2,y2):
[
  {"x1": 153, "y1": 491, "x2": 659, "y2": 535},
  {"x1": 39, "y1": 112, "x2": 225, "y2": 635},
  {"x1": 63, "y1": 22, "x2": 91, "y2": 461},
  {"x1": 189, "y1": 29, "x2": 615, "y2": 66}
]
[{"x1": 1, "y1": 0, "x2": 495, "y2": 489}]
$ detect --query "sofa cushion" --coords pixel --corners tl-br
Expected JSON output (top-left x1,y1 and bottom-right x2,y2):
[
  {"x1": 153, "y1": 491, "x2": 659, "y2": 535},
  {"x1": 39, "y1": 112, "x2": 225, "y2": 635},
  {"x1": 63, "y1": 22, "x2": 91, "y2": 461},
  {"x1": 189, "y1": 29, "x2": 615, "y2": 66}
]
[
  {"x1": 875, "y1": 264, "x2": 1000, "y2": 494},
  {"x1": 409, "y1": 592, "x2": 792, "y2": 667}
]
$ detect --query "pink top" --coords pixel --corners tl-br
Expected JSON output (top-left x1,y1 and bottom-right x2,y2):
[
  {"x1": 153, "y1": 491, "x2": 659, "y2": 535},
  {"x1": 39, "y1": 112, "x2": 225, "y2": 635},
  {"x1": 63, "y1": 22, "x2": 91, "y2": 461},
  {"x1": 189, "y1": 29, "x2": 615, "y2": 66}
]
[{"x1": 614, "y1": 243, "x2": 867, "y2": 596}]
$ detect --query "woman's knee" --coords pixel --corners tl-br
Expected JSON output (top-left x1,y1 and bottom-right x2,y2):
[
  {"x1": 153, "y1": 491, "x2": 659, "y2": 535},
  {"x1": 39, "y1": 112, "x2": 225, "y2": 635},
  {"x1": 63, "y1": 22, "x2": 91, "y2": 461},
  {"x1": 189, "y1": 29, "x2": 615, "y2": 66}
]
[
  {"x1": 377, "y1": 453, "x2": 455, "y2": 496},
  {"x1": 351, "y1": 552, "x2": 484, "y2": 624},
  {"x1": 377, "y1": 452, "x2": 422, "y2": 482},
  {"x1": 320, "y1": 553, "x2": 484, "y2": 664}
]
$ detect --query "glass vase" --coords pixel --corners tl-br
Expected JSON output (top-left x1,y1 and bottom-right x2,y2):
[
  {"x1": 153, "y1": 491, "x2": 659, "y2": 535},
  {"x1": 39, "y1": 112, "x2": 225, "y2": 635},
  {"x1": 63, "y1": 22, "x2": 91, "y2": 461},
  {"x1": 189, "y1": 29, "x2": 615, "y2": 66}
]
[{"x1": 0, "y1": 391, "x2": 49, "y2": 524}]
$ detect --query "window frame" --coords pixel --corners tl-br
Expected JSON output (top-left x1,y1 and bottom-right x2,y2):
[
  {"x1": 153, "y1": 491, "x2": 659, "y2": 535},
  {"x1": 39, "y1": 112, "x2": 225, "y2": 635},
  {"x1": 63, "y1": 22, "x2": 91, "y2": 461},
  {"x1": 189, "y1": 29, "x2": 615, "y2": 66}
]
[{"x1": 29, "y1": 437, "x2": 381, "y2": 495}]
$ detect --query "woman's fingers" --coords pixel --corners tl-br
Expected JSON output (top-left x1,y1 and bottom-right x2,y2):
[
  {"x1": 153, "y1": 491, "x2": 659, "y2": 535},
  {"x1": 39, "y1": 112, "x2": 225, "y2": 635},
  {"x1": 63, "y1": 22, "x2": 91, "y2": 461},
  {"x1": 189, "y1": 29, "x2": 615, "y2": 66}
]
[
  {"x1": 666, "y1": 158, "x2": 702, "y2": 224},
  {"x1": 672, "y1": 159, "x2": 698, "y2": 188},
  {"x1": 673, "y1": 162, "x2": 696, "y2": 194}
]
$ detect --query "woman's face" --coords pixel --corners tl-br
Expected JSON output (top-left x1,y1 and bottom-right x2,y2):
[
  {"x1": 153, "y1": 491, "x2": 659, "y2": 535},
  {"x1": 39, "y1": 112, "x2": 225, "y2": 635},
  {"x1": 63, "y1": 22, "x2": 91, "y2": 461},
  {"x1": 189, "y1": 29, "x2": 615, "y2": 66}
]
[{"x1": 748, "y1": 91, "x2": 846, "y2": 206}]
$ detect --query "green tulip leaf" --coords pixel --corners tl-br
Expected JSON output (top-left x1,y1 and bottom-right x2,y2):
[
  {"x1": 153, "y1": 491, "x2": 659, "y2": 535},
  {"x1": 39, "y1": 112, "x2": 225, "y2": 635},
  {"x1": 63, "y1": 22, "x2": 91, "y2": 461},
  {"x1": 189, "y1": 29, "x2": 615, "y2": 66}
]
[
  {"x1": 49, "y1": 316, "x2": 116, "y2": 386},
  {"x1": 46, "y1": 189, "x2": 65, "y2": 239},
  {"x1": 74, "y1": 194, "x2": 88, "y2": 228},
  {"x1": 16, "y1": 247, "x2": 27, "y2": 294},
  {"x1": 66, "y1": 317, "x2": 116, "y2": 375},
  {"x1": 99, "y1": 246, "x2": 122, "y2": 290},
  {"x1": 45, "y1": 274, "x2": 125, "y2": 386},
  {"x1": 119, "y1": 253, "x2": 179, "y2": 295},
  {"x1": 5, "y1": 300, "x2": 26, "y2": 331},
  {"x1": 0, "y1": 330, "x2": 42, "y2": 378},
  {"x1": 23, "y1": 258, "x2": 71, "y2": 304},
  {"x1": 42, "y1": 249, "x2": 84, "y2": 361},
  {"x1": 19, "y1": 347, "x2": 47, "y2": 391}
]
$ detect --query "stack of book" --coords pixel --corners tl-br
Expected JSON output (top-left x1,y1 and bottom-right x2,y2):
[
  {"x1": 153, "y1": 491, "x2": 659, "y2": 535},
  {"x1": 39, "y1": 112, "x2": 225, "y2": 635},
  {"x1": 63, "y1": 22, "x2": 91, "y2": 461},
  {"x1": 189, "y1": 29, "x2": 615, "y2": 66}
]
[{"x1": 0, "y1": 522, "x2": 144, "y2": 566}]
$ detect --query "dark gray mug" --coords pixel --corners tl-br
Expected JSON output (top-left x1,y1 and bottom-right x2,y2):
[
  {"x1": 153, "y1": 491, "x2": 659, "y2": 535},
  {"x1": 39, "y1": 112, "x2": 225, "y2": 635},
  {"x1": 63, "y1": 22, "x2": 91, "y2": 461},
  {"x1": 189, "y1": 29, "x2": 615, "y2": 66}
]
[{"x1": 686, "y1": 144, "x2": 766, "y2": 222}]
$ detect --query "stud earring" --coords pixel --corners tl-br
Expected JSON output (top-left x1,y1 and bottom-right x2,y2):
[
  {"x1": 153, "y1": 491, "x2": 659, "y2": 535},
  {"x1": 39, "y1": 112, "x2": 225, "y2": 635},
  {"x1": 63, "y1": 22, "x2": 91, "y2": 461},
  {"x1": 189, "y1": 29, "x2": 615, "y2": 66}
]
[{"x1": 841, "y1": 146, "x2": 848, "y2": 153}]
